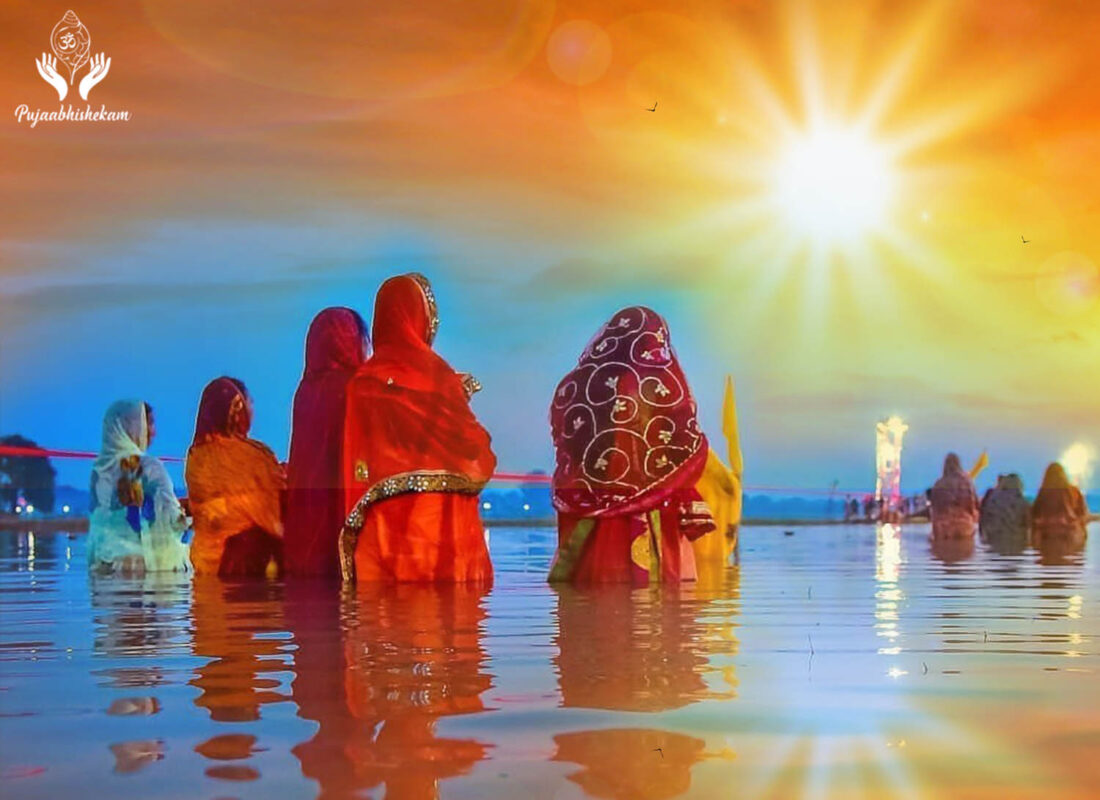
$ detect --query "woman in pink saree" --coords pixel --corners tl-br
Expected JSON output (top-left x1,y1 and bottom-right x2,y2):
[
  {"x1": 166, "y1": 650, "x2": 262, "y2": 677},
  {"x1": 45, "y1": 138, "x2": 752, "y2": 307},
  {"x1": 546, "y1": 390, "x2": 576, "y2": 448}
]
[{"x1": 929, "y1": 453, "x2": 980, "y2": 539}]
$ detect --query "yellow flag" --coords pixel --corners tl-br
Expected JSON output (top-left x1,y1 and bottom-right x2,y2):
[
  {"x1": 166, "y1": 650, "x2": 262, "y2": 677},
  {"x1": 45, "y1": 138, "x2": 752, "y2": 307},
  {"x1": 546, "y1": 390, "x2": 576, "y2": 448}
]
[
  {"x1": 969, "y1": 449, "x2": 989, "y2": 480},
  {"x1": 723, "y1": 375, "x2": 743, "y2": 478}
]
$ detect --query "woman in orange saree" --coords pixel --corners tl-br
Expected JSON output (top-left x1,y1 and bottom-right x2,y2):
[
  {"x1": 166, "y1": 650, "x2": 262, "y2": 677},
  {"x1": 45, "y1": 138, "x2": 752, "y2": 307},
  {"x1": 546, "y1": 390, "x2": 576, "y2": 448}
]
[
  {"x1": 341, "y1": 273, "x2": 496, "y2": 583},
  {"x1": 185, "y1": 377, "x2": 286, "y2": 577},
  {"x1": 548, "y1": 306, "x2": 714, "y2": 585},
  {"x1": 1032, "y1": 461, "x2": 1090, "y2": 541}
]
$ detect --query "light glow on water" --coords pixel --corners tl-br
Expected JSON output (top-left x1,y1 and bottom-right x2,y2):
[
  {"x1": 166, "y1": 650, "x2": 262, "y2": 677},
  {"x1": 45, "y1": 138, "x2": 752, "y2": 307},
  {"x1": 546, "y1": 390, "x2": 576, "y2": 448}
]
[{"x1": 0, "y1": 523, "x2": 1097, "y2": 798}]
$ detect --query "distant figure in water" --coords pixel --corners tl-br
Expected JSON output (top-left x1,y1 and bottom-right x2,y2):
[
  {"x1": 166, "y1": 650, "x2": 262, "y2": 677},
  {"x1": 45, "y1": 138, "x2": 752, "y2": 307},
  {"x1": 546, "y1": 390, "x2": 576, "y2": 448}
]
[
  {"x1": 341, "y1": 273, "x2": 495, "y2": 583},
  {"x1": 548, "y1": 306, "x2": 714, "y2": 585},
  {"x1": 185, "y1": 377, "x2": 285, "y2": 577},
  {"x1": 87, "y1": 399, "x2": 190, "y2": 574},
  {"x1": 284, "y1": 307, "x2": 369, "y2": 578},
  {"x1": 930, "y1": 453, "x2": 979, "y2": 539},
  {"x1": 1032, "y1": 462, "x2": 1089, "y2": 540},
  {"x1": 979, "y1": 473, "x2": 1030, "y2": 551}
]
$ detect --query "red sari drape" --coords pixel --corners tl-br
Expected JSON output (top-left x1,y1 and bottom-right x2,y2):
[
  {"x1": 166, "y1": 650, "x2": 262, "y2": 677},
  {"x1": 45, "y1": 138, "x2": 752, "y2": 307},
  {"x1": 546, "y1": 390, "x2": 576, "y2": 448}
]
[
  {"x1": 341, "y1": 273, "x2": 496, "y2": 583},
  {"x1": 549, "y1": 306, "x2": 713, "y2": 585},
  {"x1": 285, "y1": 308, "x2": 367, "y2": 578}
]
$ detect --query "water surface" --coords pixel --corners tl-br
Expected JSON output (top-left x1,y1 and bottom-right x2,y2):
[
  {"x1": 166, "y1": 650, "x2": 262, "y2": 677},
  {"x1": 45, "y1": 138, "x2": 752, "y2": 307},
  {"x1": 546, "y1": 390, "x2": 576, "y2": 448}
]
[{"x1": 1, "y1": 524, "x2": 1097, "y2": 798}]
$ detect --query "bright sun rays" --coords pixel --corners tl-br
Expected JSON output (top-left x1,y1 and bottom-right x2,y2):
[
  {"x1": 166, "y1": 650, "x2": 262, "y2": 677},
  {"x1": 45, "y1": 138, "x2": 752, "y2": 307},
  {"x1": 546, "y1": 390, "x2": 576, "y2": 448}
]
[
  {"x1": 770, "y1": 121, "x2": 895, "y2": 248},
  {"x1": 599, "y1": 0, "x2": 1045, "y2": 327},
  {"x1": 722, "y1": 3, "x2": 948, "y2": 297}
]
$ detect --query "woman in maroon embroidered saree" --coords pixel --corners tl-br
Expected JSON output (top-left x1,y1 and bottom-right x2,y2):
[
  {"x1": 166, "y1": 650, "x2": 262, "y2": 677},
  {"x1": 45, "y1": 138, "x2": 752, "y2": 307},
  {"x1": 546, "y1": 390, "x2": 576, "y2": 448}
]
[
  {"x1": 548, "y1": 306, "x2": 713, "y2": 585},
  {"x1": 285, "y1": 307, "x2": 368, "y2": 578},
  {"x1": 341, "y1": 274, "x2": 496, "y2": 583}
]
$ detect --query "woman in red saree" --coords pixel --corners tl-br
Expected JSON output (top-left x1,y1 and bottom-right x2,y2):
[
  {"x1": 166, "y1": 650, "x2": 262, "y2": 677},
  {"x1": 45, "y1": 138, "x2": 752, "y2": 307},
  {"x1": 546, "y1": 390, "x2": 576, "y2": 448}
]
[
  {"x1": 548, "y1": 306, "x2": 714, "y2": 585},
  {"x1": 341, "y1": 273, "x2": 496, "y2": 583},
  {"x1": 285, "y1": 307, "x2": 368, "y2": 578},
  {"x1": 1032, "y1": 461, "x2": 1090, "y2": 540},
  {"x1": 185, "y1": 377, "x2": 286, "y2": 577}
]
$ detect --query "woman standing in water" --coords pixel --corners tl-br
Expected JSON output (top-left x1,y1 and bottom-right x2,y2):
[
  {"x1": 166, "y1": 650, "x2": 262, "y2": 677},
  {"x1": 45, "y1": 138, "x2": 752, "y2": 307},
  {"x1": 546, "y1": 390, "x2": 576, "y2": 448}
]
[
  {"x1": 979, "y1": 473, "x2": 1031, "y2": 547},
  {"x1": 548, "y1": 306, "x2": 714, "y2": 585},
  {"x1": 87, "y1": 399, "x2": 189, "y2": 574},
  {"x1": 930, "y1": 453, "x2": 980, "y2": 539},
  {"x1": 284, "y1": 307, "x2": 369, "y2": 578},
  {"x1": 341, "y1": 273, "x2": 495, "y2": 583},
  {"x1": 1032, "y1": 462, "x2": 1090, "y2": 540},
  {"x1": 185, "y1": 377, "x2": 285, "y2": 577}
]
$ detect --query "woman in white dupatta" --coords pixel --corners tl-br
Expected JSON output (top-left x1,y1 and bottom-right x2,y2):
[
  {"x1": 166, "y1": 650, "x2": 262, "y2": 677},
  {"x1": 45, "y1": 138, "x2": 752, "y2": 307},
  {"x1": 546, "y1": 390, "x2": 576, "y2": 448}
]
[{"x1": 87, "y1": 399, "x2": 190, "y2": 574}]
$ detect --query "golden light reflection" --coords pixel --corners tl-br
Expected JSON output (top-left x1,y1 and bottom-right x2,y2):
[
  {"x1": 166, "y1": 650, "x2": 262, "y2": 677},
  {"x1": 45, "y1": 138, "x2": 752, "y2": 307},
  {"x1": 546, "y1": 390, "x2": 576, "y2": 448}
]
[
  {"x1": 876, "y1": 524, "x2": 903, "y2": 584},
  {"x1": 1067, "y1": 594, "x2": 1083, "y2": 621},
  {"x1": 875, "y1": 524, "x2": 905, "y2": 656}
]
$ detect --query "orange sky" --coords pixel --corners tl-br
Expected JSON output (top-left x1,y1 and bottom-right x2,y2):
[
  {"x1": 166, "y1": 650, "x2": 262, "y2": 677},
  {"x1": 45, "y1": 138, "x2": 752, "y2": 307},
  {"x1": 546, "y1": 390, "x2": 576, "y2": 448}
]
[{"x1": 1, "y1": 0, "x2": 1098, "y2": 490}]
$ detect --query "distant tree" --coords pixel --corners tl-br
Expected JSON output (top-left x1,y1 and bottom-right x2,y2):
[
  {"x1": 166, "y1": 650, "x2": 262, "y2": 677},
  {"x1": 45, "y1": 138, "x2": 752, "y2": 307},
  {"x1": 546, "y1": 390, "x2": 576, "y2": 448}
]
[{"x1": 0, "y1": 435, "x2": 57, "y2": 513}]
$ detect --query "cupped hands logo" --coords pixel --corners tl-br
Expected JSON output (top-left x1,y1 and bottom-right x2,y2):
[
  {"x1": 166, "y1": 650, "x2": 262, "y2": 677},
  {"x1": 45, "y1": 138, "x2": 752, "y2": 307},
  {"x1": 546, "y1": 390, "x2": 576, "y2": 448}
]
[{"x1": 35, "y1": 10, "x2": 110, "y2": 101}]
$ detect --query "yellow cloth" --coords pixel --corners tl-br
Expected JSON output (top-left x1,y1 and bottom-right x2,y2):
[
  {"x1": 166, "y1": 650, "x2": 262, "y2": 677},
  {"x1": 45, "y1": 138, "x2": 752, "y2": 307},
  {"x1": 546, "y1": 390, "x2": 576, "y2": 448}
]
[
  {"x1": 693, "y1": 376, "x2": 742, "y2": 576},
  {"x1": 969, "y1": 450, "x2": 990, "y2": 480}
]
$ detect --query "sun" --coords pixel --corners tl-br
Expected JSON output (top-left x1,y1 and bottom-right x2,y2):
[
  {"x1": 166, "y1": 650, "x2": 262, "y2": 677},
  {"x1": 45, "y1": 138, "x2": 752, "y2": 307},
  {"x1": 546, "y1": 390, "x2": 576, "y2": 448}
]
[{"x1": 771, "y1": 122, "x2": 895, "y2": 247}]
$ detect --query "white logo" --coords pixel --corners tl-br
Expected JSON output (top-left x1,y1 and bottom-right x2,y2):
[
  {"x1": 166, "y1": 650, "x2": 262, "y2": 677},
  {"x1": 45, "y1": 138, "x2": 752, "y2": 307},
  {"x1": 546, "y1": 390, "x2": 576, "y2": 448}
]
[
  {"x1": 36, "y1": 10, "x2": 110, "y2": 101},
  {"x1": 14, "y1": 10, "x2": 130, "y2": 127}
]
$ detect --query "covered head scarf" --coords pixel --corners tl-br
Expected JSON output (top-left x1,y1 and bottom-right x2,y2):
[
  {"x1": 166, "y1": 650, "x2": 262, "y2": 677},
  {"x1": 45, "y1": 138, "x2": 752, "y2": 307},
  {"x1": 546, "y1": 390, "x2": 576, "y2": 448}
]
[
  {"x1": 192, "y1": 377, "x2": 251, "y2": 444},
  {"x1": 342, "y1": 274, "x2": 496, "y2": 531},
  {"x1": 91, "y1": 399, "x2": 149, "y2": 525},
  {"x1": 931, "y1": 452, "x2": 978, "y2": 513},
  {"x1": 94, "y1": 399, "x2": 147, "y2": 473},
  {"x1": 1032, "y1": 461, "x2": 1088, "y2": 525},
  {"x1": 979, "y1": 473, "x2": 1029, "y2": 542},
  {"x1": 550, "y1": 306, "x2": 708, "y2": 517},
  {"x1": 286, "y1": 307, "x2": 368, "y2": 577}
]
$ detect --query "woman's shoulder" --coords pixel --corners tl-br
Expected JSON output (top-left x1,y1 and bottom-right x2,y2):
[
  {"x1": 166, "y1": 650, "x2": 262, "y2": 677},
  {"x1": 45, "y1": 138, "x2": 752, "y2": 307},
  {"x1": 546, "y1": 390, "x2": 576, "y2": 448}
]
[{"x1": 140, "y1": 455, "x2": 173, "y2": 483}]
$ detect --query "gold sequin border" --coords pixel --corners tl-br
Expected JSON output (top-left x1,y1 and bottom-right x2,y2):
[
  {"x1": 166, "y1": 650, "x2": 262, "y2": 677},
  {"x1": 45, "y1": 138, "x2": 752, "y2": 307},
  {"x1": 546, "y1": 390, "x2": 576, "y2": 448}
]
[
  {"x1": 338, "y1": 470, "x2": 487, "y2": 582},
  {"x1": 408, "y1": 272, "x2": 440, "y2": 345}
]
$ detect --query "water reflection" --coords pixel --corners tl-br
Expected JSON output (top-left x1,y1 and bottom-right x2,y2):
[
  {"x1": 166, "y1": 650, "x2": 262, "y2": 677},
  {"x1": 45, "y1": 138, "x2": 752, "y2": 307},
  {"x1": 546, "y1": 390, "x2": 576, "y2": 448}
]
[
  {"x1": 553, "y1": 579, "x2": 739, "y2": 712},
  {"x1": 343, "y1": 584, "x2": 493, "y2": 798},
  {"x1": 1, "y1": 526, "x2": 1097, "y2": 799},
  {"x1": 980, "y1": 527, "x2": 1030, "y2": 557},
  {"x1": 874, "y1": 524, "x2": 906, "y2": 656},
  {"x1": 549, "y1": 570, "x2": 739, "y2": 799},
  {"x1": 90, "y1": 572, "x2": 190, "y2": 689},
  {"x1": 189, "y1": 577, "x2": 290, "y2": 722},
  {"x1": 1035, "y1": 529, "x2": 1087, "y2": 566},
  {"x1": 285, "y1": 581, "x2": 360, "y2": 798},
  {"x1": 930, "y1": 534, "x2": 975, "y2": 565},
  {"x1": 109, "y1": 739, "x2": 165, "y2": 774},
  {"x1": 285, "y1": 583, "x2": 494, "y2": 799},
  {"x1": 552, "y1": 728, "x2": 706, "y2": 800}
]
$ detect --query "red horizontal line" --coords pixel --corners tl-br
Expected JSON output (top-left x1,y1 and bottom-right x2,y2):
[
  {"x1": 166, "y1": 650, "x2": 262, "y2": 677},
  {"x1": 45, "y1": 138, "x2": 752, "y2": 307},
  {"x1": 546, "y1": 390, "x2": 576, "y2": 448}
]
[{"x1": 0, "y1": 445, "x2": 875, "y2": 495}]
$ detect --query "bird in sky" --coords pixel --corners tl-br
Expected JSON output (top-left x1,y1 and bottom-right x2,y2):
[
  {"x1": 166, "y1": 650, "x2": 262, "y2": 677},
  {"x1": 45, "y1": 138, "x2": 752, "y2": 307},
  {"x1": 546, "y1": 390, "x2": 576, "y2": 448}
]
[
  {"x1": 646, "y1": 101, "x2": 658, "y2": 112},
  {"x1": 653, "y1": 748, "x2": 664, "y2": 758},
  {"x1": 1021, "y1": 235, "x2": 1031, "y2": 244}
]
